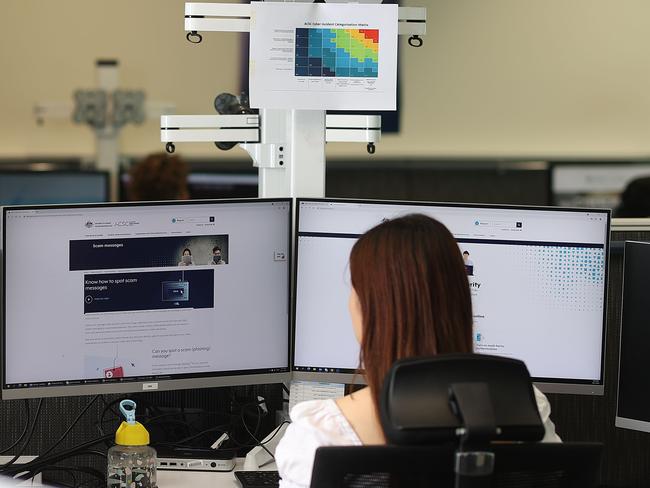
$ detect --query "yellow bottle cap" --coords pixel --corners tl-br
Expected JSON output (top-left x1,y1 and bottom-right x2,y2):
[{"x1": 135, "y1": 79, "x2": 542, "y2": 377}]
[
  {"x1": 115, "y1": 400, "x2": 150, "y2": 446},
  {"x1": 115, "y1": 420, "x2": 150, "y2": 446}
]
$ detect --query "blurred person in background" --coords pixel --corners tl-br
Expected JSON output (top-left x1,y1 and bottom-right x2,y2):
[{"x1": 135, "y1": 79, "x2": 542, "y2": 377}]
[
  {"x1": 616, "y1": 177, "x2": 650, "y2": 217},
  {"x1": 128, "y1": 152, "x2": 189, "y2": 201}
]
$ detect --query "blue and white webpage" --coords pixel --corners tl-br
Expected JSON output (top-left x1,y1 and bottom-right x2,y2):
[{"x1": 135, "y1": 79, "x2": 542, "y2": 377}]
[
  {"x1": 294, "y1": 200, "x2": 608, "y2": 385},
  {"x1": 3, "y1": 201, "x2": 290, "y2": 390}
]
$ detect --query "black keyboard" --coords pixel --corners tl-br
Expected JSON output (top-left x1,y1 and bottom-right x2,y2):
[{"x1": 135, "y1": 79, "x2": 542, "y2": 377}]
[{"x1": 234, "y1": 470, "x2": 281, "y2": 488}]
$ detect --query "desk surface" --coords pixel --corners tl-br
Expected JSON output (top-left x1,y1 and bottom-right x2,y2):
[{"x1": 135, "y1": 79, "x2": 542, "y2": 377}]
[{"x1": 158, "y1": 458, "x2": 276, "y2": 488}]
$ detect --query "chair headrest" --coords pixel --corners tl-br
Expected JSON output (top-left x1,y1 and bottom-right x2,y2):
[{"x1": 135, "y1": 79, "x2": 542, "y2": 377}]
[{"x1": 379, "y1": 354, "x2": 545, "y2": 445}]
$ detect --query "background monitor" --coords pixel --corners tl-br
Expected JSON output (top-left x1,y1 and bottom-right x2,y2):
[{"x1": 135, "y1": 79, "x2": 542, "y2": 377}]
[
  {"x1": 327, "y1": 159, "x2": 551, "y2": 206},
  {"x1": 119, "y1": 164, "x2": 258, "y2": 201},
  {"x1": 185, "y1": 172, "x2": 258, "y2": 200},
  {"x1": 293, "y1": 199, "x2": 610, "y2": 395},
  {"x1": 0, "y1": 170, "x2": 109, "y2": 205},
  {"x1": 615, "y1": 240, "x2": 650, "y2": 431},
  {"x1": 551, "y1": 162, "x2": 650, "y2": 210},
  {"x1": 2, "y1": 199, "x2": 291, "y2": 399}
]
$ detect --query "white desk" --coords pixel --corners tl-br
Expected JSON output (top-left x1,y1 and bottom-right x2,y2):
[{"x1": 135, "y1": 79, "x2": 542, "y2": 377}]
[{"x1": 158, "y1": 458, "x2": 277, "y2": 488}]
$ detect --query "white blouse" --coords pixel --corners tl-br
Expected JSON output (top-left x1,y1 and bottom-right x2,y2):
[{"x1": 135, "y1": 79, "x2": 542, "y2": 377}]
[{"x1": 275, "y1": 387, "x2": 561, "y2": 488}]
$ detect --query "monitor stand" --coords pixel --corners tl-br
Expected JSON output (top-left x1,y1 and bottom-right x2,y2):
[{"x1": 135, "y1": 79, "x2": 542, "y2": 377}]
[
  {"x1": 242, "y1": 380, "x2": 345, "y2": 470},
  {"x1": 243, "y1": 422, "x2": 290, "y2": 470}
]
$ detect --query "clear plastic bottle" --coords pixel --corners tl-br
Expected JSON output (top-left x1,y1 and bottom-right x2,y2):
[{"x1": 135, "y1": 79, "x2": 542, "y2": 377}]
[{"x1": 107, "y1": 400, "x2": 157, "y2": 488}]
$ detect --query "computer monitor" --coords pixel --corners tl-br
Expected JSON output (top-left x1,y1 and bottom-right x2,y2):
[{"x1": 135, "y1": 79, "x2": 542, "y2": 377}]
[
  {"x1": 0, "y1": 170, "x2": 109, "y2": 205},
  {"x1": 327, "y1": 159, "x2": 550, "y2": 206},
  {"x1": 293, "y1": 199, "x2": 610, "y2": 395},
  {"x1": 119, "y1": 171, "x2": 258, "y2": 201},
  {"x1": 615, "y1": 240, "x2": 650, "y2": 431},
  {"x1": 2, "y1": 199, "x2": 291, "y2": 399},
  {"x1": 187, "y1": 173, "x2": 258, "y2": 199},
  {"x1": 551, "y1": 162, "x2": 650, "y2": 210}
]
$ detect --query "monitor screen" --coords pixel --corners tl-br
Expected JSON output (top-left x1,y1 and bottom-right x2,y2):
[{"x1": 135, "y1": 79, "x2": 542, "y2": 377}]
[
  {"x1": 2, "y1": 199, "x2": 291, "y2": 399},
  {"x1": 0, "y1": 171, "x2": 109, "y2": 205},
  {"x1": 616, "y1": 241, "x2": 650, "y2": 431},
  {"x1": 293, "y1": 199, "x2": 610, "y2": 395}
]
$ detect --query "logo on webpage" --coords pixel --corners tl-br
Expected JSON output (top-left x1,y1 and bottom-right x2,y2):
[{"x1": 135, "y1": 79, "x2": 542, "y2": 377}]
[{"x1": 104, "y1": 366, "x2": 124, "y2": 379}]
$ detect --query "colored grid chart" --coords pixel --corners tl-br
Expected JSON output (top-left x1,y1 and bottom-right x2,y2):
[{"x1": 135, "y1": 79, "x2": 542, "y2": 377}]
[{"x1": 295, "y1": 28, "x2": 379, "y2": 78}]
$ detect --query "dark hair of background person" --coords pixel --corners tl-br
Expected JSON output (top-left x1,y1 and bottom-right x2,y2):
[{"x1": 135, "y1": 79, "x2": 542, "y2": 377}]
[
  {"x1": 349, "y1": 214, "x2": 474, "y2": 411},
  {"x1": 213, "y1": 246, "x2": 221, "y2": 253},
  {"x1": 182, "y1": 248, "x2": 192, "y2": 256},
  {"x1": 128, "y1": 152, "x2": 189, "y2": 201},
  {"x1": 615, "y1": 176, "x2": 650, "y2": 218}
]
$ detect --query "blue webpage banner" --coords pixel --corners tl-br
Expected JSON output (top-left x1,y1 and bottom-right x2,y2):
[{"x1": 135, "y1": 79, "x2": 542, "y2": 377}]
[
  {"x1": 70, "y1": 235, "x2": 229, "y2": 271},
  {"x1": 83, "y1": 270, "x2": 214, "y2": 313}
]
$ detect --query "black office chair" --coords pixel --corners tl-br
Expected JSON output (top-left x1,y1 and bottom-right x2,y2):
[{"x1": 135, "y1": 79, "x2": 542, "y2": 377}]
[{"x1": 310, "y1": 354, "x2": 603, "y2": 488}]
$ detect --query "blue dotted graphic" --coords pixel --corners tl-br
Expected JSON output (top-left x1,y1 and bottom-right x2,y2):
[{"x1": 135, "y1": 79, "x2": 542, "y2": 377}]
[{"x1": 520, "y1": 246, "x2": 605, "y2": 312}]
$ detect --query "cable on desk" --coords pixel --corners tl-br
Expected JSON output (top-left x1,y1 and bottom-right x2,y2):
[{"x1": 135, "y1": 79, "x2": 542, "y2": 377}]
[
  {"x1": 0, "y1": 399, "x2": 30, "y2": 455},
  {"x1": 256, "y1": 421, "x2": 289, "y2": 448},
  {"x1": 98, "y1": 395, "x2": 163, "y2": 429},
  {"x1": 39, "y1": 395, "x2": 100, "y2": 460},
  {"x1": 1, "y1": 398, "x2": 106, "y2": 485},
  {"x1": 180, "y1": 389, "x2": 188, "y2": 428},
  {"x1": 22, "y1": 453, "x2": 107, "y2": 484},
  {"x1": 97, "y1": 396, "x2": 124, "y2": 435},
  {"x1": 33, "y1": 465, "x2": 105, "y2": 488},
  {"x1": 228, "y1": 397, "x2": 264, "y2": 439},
  {"x1": 99, "y1": 398, "x2": 235, "y2": 452},
  {"x1": 2, "y1": 433, "x2": 112, "y2": 476},
  {"x1": 229, "y1": 419, "x2": 290, "y2": 465},
  {"x1": 0, "y1": 398, "x2": 44, "y2": 472},
  {"x1": 120, "y1": 396, "x2": 235, "y2": 444},
  {"x1": 34, "y1": 466, "x2": 102, "y2": 488},
  {"x1": 40, "y1": 466, "x2": 78, "y2": 488},
  {"x1": 155, "y1": 422, "x2": 231, "y2": 449},
  {"x1": 99, "y1": 395, "x2": 120, "y2": 420},
  {"x1": 98, "y1": 396, "x2": 182, "y2": 445},
  {"x1": 220, "y1": 394, "x2": 274, "y2": 451},
  {"x1": 97, "y1": 396, "x2": 128, "y2": 448},
  {"x1": 239, "y1": 401, "x2": 274, "y2": 460},
  {"x1": 22, "y1": 396, "x2": 102, "y2": 486}
]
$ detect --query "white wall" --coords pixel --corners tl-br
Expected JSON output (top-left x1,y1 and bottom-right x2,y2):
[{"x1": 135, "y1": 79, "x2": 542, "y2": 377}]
[
  {"x1": 407, "y1": 0, "x2": 650, "y2": 158},
  {"x1": 0, "y1": 0, "x2": 242, "y2": 159},
  {"x1": 1, "y1": 0, "x2": 650, "y2": 160}
]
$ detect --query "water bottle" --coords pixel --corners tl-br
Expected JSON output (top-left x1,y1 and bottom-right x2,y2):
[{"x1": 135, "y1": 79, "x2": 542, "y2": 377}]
[{"x1": 107, "y1": 400, "x2": 157, "y2": 488}]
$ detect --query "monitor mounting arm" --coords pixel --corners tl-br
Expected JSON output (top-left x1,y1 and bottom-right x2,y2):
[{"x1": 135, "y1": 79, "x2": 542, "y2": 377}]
[
  {"x1": 161, "y1": 113, "x2": 381, "y2": 158},
  {"x1": 161, "y1": 2, "x2": 426, "y2": 198}
]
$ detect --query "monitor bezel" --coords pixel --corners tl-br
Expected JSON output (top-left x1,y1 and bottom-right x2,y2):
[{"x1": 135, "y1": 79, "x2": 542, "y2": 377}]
[
  {"x1": 0, "y1": 169, "x2": 110, "y2": 204},
  {"x1": 615, "y1": 240, "x2": 650, "y2": 431},
  {"x1": 2, "y1": 198, "x2": 292, "y2": 399},
  {"x1": 292, "y1": 197, "x2": 611, "y2": 396}
]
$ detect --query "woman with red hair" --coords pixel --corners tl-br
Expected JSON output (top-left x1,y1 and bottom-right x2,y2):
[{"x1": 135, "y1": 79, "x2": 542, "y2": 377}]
[{"x1": 275, "y1": 214, "x2": 559, "y2": 488}]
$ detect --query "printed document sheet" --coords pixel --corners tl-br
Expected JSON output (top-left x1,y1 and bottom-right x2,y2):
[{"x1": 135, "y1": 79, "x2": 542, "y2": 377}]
[{"x1": 250, "y1": 3, "x2": 398, "y2": 110}]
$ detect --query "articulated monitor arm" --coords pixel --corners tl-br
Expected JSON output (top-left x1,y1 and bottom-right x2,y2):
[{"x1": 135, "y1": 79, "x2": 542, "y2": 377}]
[
  {"x1": 161, "y1": 112, "x2": 381, "y2": 161},
  {"x1": 161, "y1": 2, "x2": 427, "y2": 198},
  {"x1": 183, "y1": 2, "x2": 427, "y2": 47}
]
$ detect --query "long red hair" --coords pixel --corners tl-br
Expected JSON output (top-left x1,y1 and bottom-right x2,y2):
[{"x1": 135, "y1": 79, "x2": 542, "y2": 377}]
[{"x1": 349, "y1": 214, "x2": 473, "y2": 411}]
